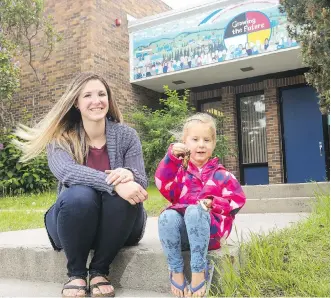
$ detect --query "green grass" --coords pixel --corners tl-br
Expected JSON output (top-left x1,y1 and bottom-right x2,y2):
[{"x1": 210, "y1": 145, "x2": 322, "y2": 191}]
[
  {"x1": 0, "y1": 191, "x2": 56, "y2": 232},
  {"x1": 0, "y1": 191, "x2": 56, "y2": 210},
  {"x1": 144, "y1": 185, "x2": 169, "y2": 216},
  {"x1": 213, "y1": 193, "x2": 330, "y2": 297},
  {"x1": 0, "y1": 185, "x2": 167, "y2": 232}
]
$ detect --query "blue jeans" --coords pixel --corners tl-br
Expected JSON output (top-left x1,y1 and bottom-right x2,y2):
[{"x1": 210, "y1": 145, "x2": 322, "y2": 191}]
[
  {"x1": 158, "y1": 205, "x2": 211, "y2": 273},
  {"x1": 45, "y1": 185, "x2": 146, "y2": 278}
]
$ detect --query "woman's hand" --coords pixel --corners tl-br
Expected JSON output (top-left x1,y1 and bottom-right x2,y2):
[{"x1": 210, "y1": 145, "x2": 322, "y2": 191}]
[
  {"x1": 114, "y1": 181, "x2": 148, "y2": 205},
  {"x1": 172, "y1": 143, "x2": 189, "y2": 159},
  {"x1": 105, "y1": 168, "x2": 134, "y2": 186}
]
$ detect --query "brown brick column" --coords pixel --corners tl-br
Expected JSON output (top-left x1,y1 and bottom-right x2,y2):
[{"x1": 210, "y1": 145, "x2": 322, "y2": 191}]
[
  {"x1": 264, "y1": 79, "x2": 283, "y2": 184},
  {"x1": 221, "y1": 86, "x2": 240, "y2": 180}
]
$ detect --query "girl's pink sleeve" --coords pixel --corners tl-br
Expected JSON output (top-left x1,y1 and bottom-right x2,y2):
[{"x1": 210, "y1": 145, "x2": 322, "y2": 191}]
[
  {"x1": 154, "y1": 145, "x2": 184, "y2": 204},
  {"x1": 211, "y1": 171, "x2": 246, "y2": 217}
]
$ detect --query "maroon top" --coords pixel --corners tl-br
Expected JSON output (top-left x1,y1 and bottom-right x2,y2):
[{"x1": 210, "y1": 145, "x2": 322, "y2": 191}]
[{"x1": 86, "y1": 144, "x2": 111, "y2": 172}]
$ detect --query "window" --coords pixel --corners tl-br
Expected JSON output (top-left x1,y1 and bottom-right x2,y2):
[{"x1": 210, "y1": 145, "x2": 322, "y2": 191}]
[
  {"x1": 200, "y1": 99, "x2": 223, "y2": 134},
  {"x1": 238, "y1": 93, "x2": 269, "y2": 185},
  {"x1": 240, "y1": 94, "x2": 267, "y2": 164}
]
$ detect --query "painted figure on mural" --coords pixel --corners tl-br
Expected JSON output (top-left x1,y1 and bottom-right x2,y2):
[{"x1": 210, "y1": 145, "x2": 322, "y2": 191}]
[{"x1": 264, "y1": 37, "x2": 270, "y2": 50}]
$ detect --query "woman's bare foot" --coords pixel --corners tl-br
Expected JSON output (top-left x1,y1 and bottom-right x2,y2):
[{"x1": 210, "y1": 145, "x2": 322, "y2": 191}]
[
  {"x1": 189, "y1": 271, "x2": 206, "y2": 298},
  {"x1": 170, "y1": 272, "x2": 190, "y2": 297},
  {"x1": 62, "y1": 278, "x2": 87, "y2": 297},
  {"x1": 90, "y1": 276, "x2": 114, "y2": 296}
]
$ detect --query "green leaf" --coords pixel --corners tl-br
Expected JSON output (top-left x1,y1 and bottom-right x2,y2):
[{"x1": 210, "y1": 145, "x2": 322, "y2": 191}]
[{"x1": 32, "y1": 174, "x2": 40, "y2": 181}]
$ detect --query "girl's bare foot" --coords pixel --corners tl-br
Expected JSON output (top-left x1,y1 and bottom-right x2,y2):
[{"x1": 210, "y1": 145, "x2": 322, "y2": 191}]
[
  {"x1": 170, "y1": 272, "x2": 190, "y2": 297},
  {"x1": 190, "y1": 271, "x2": 206, "y2": 298}
]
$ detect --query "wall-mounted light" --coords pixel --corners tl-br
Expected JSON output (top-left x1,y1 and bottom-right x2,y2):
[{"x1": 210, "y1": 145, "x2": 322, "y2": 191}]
[
  {"x1": 172, "y1": 80, "x2": 186, "y2": 85},
  {"x1": 240, "y1": 66, "x2": 254, "y2": 72}
]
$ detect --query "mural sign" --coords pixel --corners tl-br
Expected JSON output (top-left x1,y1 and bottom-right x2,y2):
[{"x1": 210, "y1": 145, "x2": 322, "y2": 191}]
[{"x1": 131, "y1": 0, "x2": 297, "y2": 80}]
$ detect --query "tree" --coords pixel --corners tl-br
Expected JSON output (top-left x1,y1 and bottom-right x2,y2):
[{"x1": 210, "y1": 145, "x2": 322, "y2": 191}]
[
  {"x1": 0, "y1": 0, "x2": 61, "y2": 127},
  {"x1": 0, "y1": 36, "x2": 20, "y2": 125},
  {"x1": 280, "y1": 0, "x2": 330, "y2": 114}
]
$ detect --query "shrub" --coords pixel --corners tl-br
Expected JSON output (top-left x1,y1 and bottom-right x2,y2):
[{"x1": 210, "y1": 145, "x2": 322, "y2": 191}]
[
  {"x1": 130, "y1": 86, "x2": 230, "y2": 182},
  {"x1": 0, "y1": 131, "x2": 56, "y2": 195}
]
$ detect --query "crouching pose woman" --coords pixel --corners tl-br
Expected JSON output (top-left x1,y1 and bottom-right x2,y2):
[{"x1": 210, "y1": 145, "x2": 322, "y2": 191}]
[{"x1": 14, "y1": 72, "x2": 148, "y2": 297}]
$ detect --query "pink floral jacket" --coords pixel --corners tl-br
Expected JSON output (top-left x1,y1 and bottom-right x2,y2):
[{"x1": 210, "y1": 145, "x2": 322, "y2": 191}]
[{"x1": 155, "y1": 145, "x2": 246, "y2": 250}]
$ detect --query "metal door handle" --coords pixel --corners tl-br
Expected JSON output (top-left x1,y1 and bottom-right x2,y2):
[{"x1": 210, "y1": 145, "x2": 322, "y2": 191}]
[{"x1": 319, "y1": 142, "x2": 323, "y2": 156}]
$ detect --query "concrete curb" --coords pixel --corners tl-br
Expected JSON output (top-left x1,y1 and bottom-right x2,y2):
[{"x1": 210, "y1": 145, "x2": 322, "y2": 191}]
[
  {"x1": 242, "y1": 182, "x2": 329, "y2": 200},
  {"x1": 0, "y1": 214, "x2": 308, "y2": 293},
  {"x1": 241, "y1": 197, "x2": 314, "y2": 213}
]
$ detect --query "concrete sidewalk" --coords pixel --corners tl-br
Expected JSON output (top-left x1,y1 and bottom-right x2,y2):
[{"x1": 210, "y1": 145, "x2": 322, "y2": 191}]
[
  {"x1": 0, "y1": 213, "x2": 309, "y2": 294},
  {"x1": 0, "y1": 278, "x2": 172, "y2": 297}
]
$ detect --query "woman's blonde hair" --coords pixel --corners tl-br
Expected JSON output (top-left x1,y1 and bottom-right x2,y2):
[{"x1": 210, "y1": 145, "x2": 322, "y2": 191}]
[
  {"x1": 14, "y1": 72, "x2": 123, "y2": 163},
  {"x1": 182, "y1": 113, "x2": 217, "y2": 142}
]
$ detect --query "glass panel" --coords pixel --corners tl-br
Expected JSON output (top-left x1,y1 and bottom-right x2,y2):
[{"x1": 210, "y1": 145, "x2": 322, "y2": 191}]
[
  {"x1": 200, "y1": 101, "x2": 223, "y2": 134},
  {"x1": 240, "y1": 94, "x2": 267, "y2": 164},
  {"x1": 200, "y1": 100, "x2": 224, "y2": 163}
]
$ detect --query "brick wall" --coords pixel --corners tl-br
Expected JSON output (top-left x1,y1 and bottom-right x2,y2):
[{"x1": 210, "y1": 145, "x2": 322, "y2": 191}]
[
  {"x1": 264, "y1": 79, "x2": 283, "y2": 184},
  {"x1": 84, "y1": 0, "x2": 171, "y2": 114},
  {"x1": 220, "y1": 87, "x2": 240, "y2": 179},
  {"x1": 191, "y1": 72, "x2": 307, "y2": 184},
  {"x1": 6, "y1": 0, "x2": 170, "y2": 126}
]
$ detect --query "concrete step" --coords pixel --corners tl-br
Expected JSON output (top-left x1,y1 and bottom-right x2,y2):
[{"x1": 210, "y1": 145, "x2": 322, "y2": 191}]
[
  {"x1": 241, "y1": 197, "x2": 314, "y2": 213},
  {"x1": 0, "y1": 214, "x2": 308, "y2": 293},
  {"x1": 0, "y1": 278, "x2": 171, "y2": 297},
  {"x1": 242, "y1": 182, "x2": 329, "y2": 200}
]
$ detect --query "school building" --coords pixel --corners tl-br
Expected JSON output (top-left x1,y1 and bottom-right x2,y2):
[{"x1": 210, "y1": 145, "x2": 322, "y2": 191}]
[
  {"x1": 14, "y1": 0, "x2": 329, "y2": 185},
  {"x1": 129, "y1": 0, "x2": 330, "y2": 185}
]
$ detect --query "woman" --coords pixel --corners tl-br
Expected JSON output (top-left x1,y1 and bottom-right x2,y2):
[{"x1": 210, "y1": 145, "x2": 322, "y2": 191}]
[{"x1": 14, "y1": 72, "x2": 148, "y2": 297}]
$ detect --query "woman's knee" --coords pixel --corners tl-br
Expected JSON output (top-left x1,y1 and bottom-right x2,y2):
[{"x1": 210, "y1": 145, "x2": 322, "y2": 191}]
[
  {"x1": 102, "y1": 192, "x2": 137, "y2": 213},
  {"x1": 58, "y1": 185, "x2": 99, "y2": 211}
]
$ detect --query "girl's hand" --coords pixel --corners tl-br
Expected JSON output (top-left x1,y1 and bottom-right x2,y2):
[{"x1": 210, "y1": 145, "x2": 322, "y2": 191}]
[
  {"x1": 105, "y1": 168, "x2": 134, "y2": 186},
  {"x1": 114, "y1": 181, "x2": 148, "y2": 205},
  {"x1": 204, "y1": 199, "x2": 213, "y2": 208},
  {"x1": 172, "y1": 143, "x2": 189, "y2": 159},
  {"x1": 199, "y1": 199, "x2": 213, "y2": 211}
]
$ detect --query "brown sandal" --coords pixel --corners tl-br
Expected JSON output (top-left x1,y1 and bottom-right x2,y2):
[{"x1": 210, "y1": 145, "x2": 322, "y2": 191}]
[
  {"x1": 62, "y1": 276, "x2": 88, "y2": 297},
  {"x1": 89, "y1": 274, "x2": 115, "y2": 297}
]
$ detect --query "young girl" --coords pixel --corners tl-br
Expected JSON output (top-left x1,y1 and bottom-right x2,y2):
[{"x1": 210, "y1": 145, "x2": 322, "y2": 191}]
[{"x1": 155, "y1": 113, "x2": 246, "y2": 298}]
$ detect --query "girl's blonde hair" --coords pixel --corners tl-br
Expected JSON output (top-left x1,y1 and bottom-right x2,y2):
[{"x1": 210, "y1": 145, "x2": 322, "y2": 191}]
[
  {"x1": 14, "y1": 72, "x2": 123, "y2": 163},
  {"x1": 182, "y1": 113, "x2": 217, "y2": 142}
]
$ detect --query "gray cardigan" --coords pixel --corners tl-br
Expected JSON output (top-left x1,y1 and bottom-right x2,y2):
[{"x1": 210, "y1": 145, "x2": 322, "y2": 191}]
[{"x1": 47, "y1": 119, "x2": 148, "y2": 195}]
